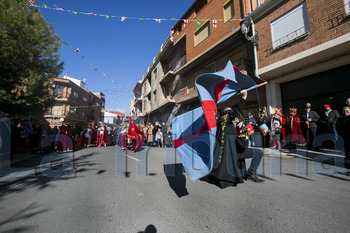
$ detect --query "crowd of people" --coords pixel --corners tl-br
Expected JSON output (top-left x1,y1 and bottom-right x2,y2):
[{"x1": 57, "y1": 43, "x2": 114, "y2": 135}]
[{"x1": 9, "y1": 117, "x2": 174, "y2": 158}]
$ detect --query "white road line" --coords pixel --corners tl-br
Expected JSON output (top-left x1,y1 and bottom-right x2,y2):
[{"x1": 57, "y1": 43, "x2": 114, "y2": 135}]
[
  {"x1": 126, "y1": 155, "x2": 140, "y2": 161},
  {"x1": 295, "y1": 149, "x2": 345, "y2": 158}
]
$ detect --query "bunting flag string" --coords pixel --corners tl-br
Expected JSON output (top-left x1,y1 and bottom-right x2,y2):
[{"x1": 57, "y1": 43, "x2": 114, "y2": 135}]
[
  {"x1": 26, "y1": 1, "x2": 242, "y2": 26},
  {"x1": 61, "y1": 41, "x2": 133, "y2": 98}
]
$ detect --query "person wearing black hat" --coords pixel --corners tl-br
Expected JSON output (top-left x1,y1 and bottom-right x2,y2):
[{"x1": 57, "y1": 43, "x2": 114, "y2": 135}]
[
  {"x1": 257, "y1": 109, "x2": 270, "y2": 148},
  {"x1": 301, "y1": 103, "x2": 320, "y2": 150}
]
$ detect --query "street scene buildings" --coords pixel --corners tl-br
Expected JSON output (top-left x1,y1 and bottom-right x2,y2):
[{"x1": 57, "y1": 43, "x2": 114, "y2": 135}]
[{"x1": 131, "y1": 0, "x2": 350, "y2": 122}]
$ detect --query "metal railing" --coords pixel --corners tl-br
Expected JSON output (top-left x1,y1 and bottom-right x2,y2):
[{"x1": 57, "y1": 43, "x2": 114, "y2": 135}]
[{"x1": 273, "y1": 26, "x2": 308, "y2": 49}]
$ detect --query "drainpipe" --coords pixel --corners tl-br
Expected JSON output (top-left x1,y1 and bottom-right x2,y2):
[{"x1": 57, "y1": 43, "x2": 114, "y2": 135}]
[{"x1": 249, "y1": 18, "x2": 272, "y2": 115}]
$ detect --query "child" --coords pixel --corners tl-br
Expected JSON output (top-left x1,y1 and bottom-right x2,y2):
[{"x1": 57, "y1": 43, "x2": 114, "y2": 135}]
[
  {"x1": 271, "y1": 122, "x2": 281, "y2": 150},
  {"x1": 155, "y1": 128, "x2": 163, "y2": 148}
]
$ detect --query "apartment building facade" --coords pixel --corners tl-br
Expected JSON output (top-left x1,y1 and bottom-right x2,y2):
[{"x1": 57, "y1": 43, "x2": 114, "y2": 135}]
[
  {"x1": 44, "y1": 77, "x2": 105, "y2": 128},
  {"x1": 243, "y1": 0, "x2": 350, "y2": 115},
  {"x1": 132, "y1": 0, "x2": 268, "y2": 124}
]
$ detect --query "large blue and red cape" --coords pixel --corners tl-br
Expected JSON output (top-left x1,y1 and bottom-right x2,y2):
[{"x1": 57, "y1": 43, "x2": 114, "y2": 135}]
[{"x1": 172, "y1": 61, "x2": 257, "y2": 181}]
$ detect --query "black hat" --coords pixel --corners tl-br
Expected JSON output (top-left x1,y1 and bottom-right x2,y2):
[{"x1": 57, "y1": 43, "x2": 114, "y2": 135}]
[{"x1": 305, "y1": 103, "x2": 311, "y2": 108}]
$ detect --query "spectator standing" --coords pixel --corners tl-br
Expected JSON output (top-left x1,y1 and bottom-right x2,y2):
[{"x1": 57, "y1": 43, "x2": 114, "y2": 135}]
[
  {"x1": 301, "y1": 103, "x2": 320, "y2": 150},
  {"x1": 245, "y1": 112, "x2": 256, "y2": 147},
  {"x1": 336, "y1": 106, "x2": 350, "y2": 176},
  {"x1": 161, "y1": 122, "x2": 167, "y2": 148},
  {"x1": 320, "y1": 104, "x2": 340, "y2": 141},
  {"x1": 257, "y1": 110, "x2": 270, "y2": 148},
  {"x1": 155, "y1": 128, "x2": 163, "y2": 148}
]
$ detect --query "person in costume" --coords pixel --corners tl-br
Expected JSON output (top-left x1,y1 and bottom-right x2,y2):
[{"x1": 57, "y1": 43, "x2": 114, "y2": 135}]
[
  {"x1": 56, "y1": 122, "x2": 73, "y2": 152},
  {"x1": 89, "y1": 123, "x2": 97, "y2": 147},
  {"x1": 274, "y1": 108, "x2": 287, "y2": 143},
  {"x1": 287, "y1": 107, "x2": 306, "y2": 145},
  {"x1": 97, "y1": 122, "x2": 107, "y2": 147},
  {"x1": 209, "y1": 89, "x2": 264, "y2": 188},
  {"x1": 336, "y1": 106, "x2": 350, "y2": 176},
  {"x1": 301, "y1": 103, "x2": 320, "y2": 150}
]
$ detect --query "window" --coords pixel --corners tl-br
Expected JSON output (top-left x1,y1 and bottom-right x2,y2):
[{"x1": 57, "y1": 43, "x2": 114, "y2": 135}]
[
  {"x1": 154, "y1": 68, "x2": 157, "y2": 80},
  {"x1": 70, "y1": 107, "x2": 76, "y2": 114},
  {"x1": 194, "y1": 20, "x2": 210, "y2": 46},
  {"x1": 345, "y1": 0, "x2": 350, "y2": 15},
  {"x1": 187, "y1": 75, "x2": 196, "y2": 93},
  {"x1": 224, "y1": 0, "x2": 234, "y2": 22},
  {"x1": 82, "y1": 111, "x2": 86, "y2": 118},
  {"x1": 52, "y1": 105, "x2": 62, "y2": 116},
  {"x1": 73, "y1": 91, "x2": 79, "y2": 98},
  {"x1": 96, "y1": 102, "x2": 100, "y2": 107},
  {"x1": 153, "y1": 90, "x2": 157, "y2": 103},
  {"x1": 83, "y1": 97, "x2": 87, "y2": 102},
  {"x1": 271, "y1": 2, "x2": 309, "y2": 49},
  {"x1": 195, "y1": 0, "x2": 207, "y2": 15}
]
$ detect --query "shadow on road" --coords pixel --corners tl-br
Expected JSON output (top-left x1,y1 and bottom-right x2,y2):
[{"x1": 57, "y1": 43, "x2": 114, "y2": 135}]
[
  {"x1": 138, "y1": 224, "x2": 157, "y2": 233},
  {"x1": 163, "y1": 164, "x2": 188, "y2": 197},
  {"x1": 0, "y1": 151, "x2": 98, "y2": 198},
  {"x1": 0, "y1": 202, "x2": 48, "y2": 232}
]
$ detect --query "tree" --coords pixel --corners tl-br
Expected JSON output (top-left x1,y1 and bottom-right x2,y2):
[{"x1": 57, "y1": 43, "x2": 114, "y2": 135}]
[{"x1": 0, "y1": 0, "x2": 64, "y2": 118}]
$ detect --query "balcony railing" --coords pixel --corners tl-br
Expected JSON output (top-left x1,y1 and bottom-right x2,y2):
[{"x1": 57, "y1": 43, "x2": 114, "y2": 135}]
[
  {"x1": 272, "y1": 26, "x2": 308, "y2": 49},
  {"x1": 174, "y1": 55, "x2": 186, "y2": 72}
]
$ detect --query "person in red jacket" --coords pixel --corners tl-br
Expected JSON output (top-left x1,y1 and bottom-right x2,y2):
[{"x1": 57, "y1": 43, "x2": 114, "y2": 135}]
[
  {"x1": 287, "y1": 107, "x2": 306, "y2": 146},
  {"x1": 56, "y1": 122, "x2": 73, "y2": 152}
]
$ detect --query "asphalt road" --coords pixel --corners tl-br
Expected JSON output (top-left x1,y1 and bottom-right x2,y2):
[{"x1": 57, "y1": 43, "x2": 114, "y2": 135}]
[{"x1": 1, "y1": 146, "x2": 350, "y2": 233}]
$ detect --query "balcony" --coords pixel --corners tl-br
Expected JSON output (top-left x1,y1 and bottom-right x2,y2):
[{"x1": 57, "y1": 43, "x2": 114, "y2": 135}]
[
  {"x1": 175, "y1": 87, "x2": 198, "y2": 105},
  {"x1": 160, "y1": 70, "x2": 175, "y2": 84},
  {"x1": 151, "y1": 96, "x2": 175, "y2": 112},
  {"x1": 55, "y1": 91, "x2": 70, "y2": 101},
  {"x1": 174, "y1": 55, "x2": 186, "y2": 72},
  {"x1": 134, "y1": 96, "x2": 143, "y2": 105}
]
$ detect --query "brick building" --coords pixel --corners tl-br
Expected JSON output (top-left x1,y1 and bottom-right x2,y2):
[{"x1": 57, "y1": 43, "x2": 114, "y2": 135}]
[
  {"x1": 132, "y1": 0, "x2": 267, "y2": 124},
  {"x1": 44, "y1": 76, "x2": 105, "y2": 128},
  {"x1": 243, "y1": 0, "x2": 350, "y2": 115}
]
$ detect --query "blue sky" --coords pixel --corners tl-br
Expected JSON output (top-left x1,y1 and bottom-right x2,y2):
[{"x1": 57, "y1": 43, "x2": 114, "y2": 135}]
[{"x1": 39, "y1": 0, "x2": 194, "y2": 113}]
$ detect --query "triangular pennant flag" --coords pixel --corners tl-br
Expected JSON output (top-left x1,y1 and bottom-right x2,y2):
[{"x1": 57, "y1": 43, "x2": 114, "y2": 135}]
[
  {"x1": 140, "y1": 18, "x2": 144, "y2": 22},
  {"x1": 155, "y1": 19, "x2": 161, "y2": 23},
  {"x1": 171, "y1": 18, "x2": 176, "y2": 20},
  {"x1": 42, "y1": 4, "x2": 47, "y2": 8},
  {"x1": 63, "y1": 42, "x2": 68, "y2": 46},
  {"x1": 72, "y1": 11, "x2": 78, "y2": 15},
  {"x1": 90, "y1": 64, "x2": 93, "y2": 68},
  {"x1": 28, "y1": 0, "x2": 36, "y2": 7},
  {"x1": 95, "y1": 68, "x2": 98, "y2": 71},
  {"x1": 54, "y1": 5, "x2": 63, "y2": 11},
  {"x1": 196, "y1": 20, "x2": 200, "y2": 28},
  {"x1": 89, "y1": 13, "x2": 96, "y2": 16},
  {"x1": 105, "y1": 15, "x2": 110, "y2": 19},
  {"x1": 81, "y1": 56, "x2": 85, "y2": 59},
  {"x1": 75, "y1": 48, "x2": 80, "y2": 52},
  {"x1": 121, "y1": 17, "x2": 126, "y2": 21}
]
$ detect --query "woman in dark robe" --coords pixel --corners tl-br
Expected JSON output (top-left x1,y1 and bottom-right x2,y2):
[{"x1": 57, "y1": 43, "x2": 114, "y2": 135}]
[
  {"x1": 209, "y1": 90, "x2": 247, "y2": 188},
  {"x1": 107, "y1": 126, "x2": 113, "y2": 146}
]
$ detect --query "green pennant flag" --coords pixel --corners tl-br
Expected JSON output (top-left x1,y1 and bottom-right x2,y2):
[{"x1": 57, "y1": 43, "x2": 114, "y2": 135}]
[
  {"x1": 63, "y1": 42, "x2": 68, "y2": 46},
  {"x1": 72, "y1": 11, "x2": 78, "y2": 15},
  {"x1": 105, "y1": 15, "x2": 110, "y2": 19},
  {"x1": 82, "y1": 56, "x2": 85, "y2": 59},
  {"x1": 140, "y1": 18, "x2": 144, "y2": 22},
  {"x1": 171, "y1": 18, "x2": 176, "y2": 20},
  {"x1": 42, "y1": 4, "x2": 47, "y2": 8},
  {"x1": 95, "y1": 68, "x2": 98, "y2": 71},
  {"x1": 196, "y1": 20, "x2": 200, "y2": 28},
  {"x1": 227, "y1": 19, "x2": 231, "y2": 23}
]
